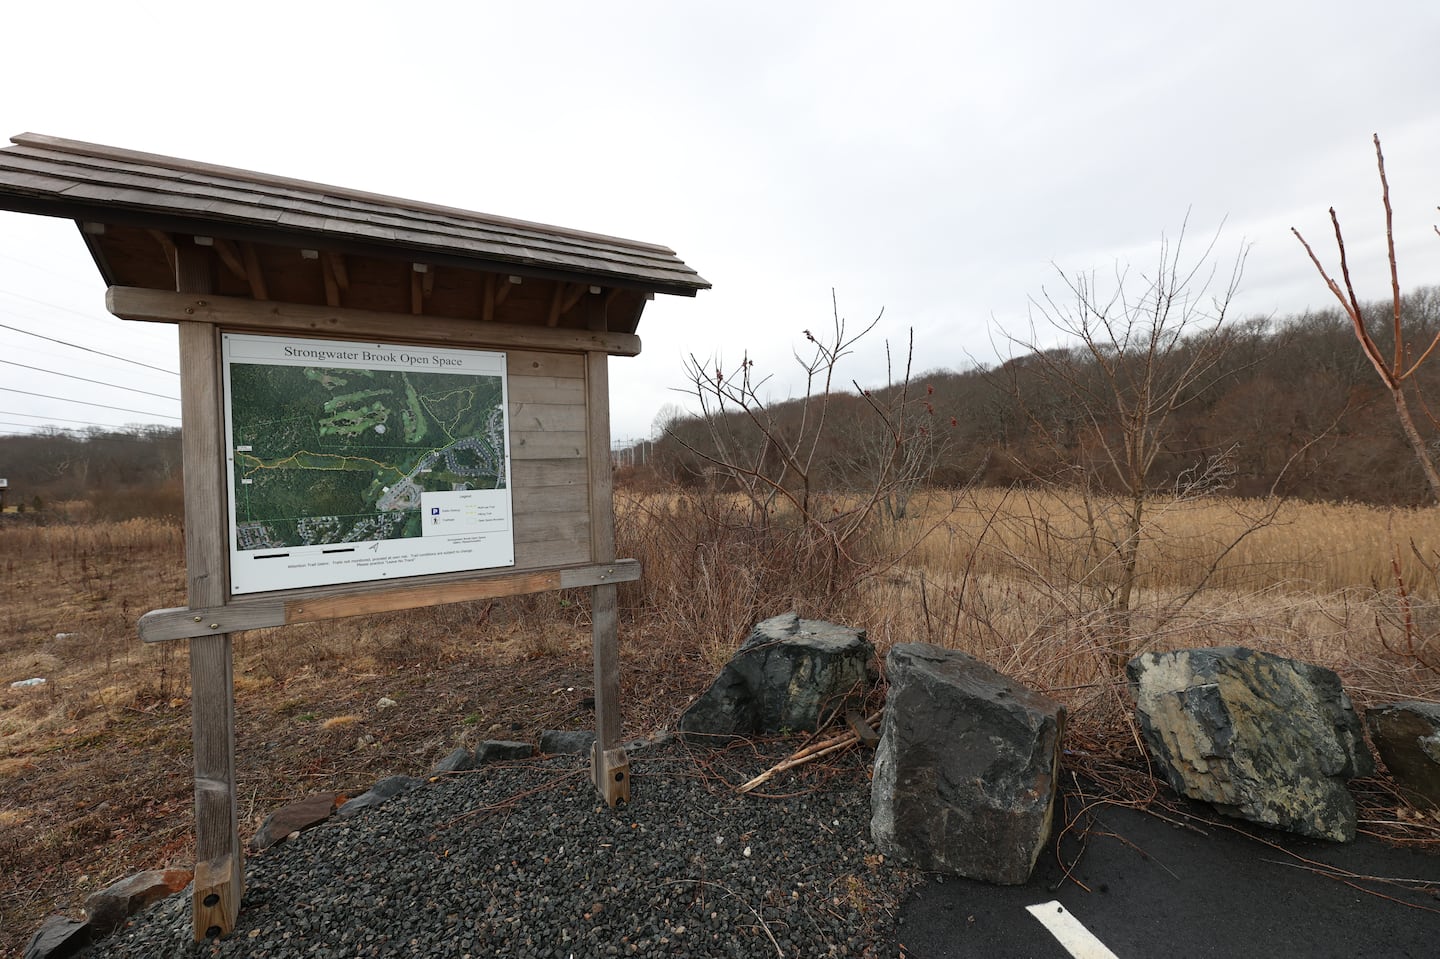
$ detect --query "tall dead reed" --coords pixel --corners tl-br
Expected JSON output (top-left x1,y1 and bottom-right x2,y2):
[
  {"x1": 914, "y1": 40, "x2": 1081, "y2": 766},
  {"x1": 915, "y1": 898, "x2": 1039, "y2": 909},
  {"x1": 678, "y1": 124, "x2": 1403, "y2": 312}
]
[{"x1": 617, "y1": 481, "x2": 1440, "y2": 737}]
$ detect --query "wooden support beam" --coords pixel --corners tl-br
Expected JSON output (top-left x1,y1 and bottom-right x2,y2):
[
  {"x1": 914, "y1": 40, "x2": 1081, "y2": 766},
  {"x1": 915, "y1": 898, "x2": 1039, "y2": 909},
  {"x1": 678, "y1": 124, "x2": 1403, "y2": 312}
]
[
  {"x1": 148, "y1": 229, "x2": 177, "y2": 275},
  {"x1": 547, "y1": 282, "x2": 587, "y2": 327},
  {"x1": 321, "y1": 256, "x2": 341, "y2": 307},
  {"x1": 211, "y1": 239, "x2": 248, "y2": 284},
  {"x1": 585, "y1": 297, "x2": 627, "y2": 805},
  {"x1": 174, "y1": 246, "x2": 243, "y2": 942},
  {"x1": 410, "y1": 266, "x2": 424, "y2": 315},
  {"x1": 494, "y1": 274, "x2": 519, "y2": 310},
  {"x1": 138, "y1": 561, "x2": 641, "y2": 642},
  {"x1": 106, "y1": 287, "x2": 643, "y2": 356},
  {"x1": 482, "y1": 273, "x2": 497, "y2": 323},
  {"x1": 193, "y1": 855, "x2": 240, "y2": 943},
  {"x1": 240, "y1": 242, "x2": 268, "y2": 300},
  {"x1": 547, "y1": 283, "x2": 565, "y2": 327},
  {"x1": 324, "y1": 252, "x2": 349, "y2": 290}
]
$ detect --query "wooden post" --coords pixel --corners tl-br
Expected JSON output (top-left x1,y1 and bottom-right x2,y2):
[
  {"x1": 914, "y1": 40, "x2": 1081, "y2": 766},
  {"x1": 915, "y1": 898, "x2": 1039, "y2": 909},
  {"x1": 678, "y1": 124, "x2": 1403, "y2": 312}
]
[
  {"x1": 175, "y1": 244, "x2": 244, "y2": 939},
  {"x1": 586, "y1": 301, "x2": 629, "y2": 805}
]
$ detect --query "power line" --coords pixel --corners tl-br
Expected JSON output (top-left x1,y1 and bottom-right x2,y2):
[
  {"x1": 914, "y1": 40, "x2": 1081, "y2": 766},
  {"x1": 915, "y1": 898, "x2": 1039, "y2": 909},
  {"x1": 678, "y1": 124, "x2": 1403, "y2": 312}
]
[
  {"x1": 0, "y1": 409, "x2": 161, "y2": 429},
  {"x1": 0, "y1": 286, "x2": 111, "y2": 325},
  {"x1": 0, "y1": 358, "x2": 180, "y2": 401},
  {"x1": 0, "y1": 319, "x2": 179, "y2": 376},
  {"x1": 0, "y1": 386, "x2": 180, "y2": 420},
  {"x1": 0, "y1": 420, "x2": 75, "y2": 430}
]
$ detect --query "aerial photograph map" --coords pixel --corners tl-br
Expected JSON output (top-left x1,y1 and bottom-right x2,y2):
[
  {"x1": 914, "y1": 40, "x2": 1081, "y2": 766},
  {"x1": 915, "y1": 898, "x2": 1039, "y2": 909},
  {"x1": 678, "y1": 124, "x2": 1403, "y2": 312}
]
[{"x1": 227, "y1": 355, "x2": 508, "y2": 553}]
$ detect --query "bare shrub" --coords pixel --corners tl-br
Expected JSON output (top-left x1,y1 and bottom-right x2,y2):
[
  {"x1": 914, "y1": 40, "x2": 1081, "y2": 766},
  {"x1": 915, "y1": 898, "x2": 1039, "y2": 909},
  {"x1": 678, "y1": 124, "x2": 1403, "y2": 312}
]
[
  {"x1": 627, "y1": 302, "x2": 961, "y2": 664},
  {"x1": 987, "y1": 221, "x2": 1315, "y2": 665}
]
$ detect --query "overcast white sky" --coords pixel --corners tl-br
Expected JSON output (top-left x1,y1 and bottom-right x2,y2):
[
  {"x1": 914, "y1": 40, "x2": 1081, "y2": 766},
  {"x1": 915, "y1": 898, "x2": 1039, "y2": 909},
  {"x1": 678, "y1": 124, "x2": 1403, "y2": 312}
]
[{"x1": 2, "y1": 1, "x2": 1439, "y2": 443}]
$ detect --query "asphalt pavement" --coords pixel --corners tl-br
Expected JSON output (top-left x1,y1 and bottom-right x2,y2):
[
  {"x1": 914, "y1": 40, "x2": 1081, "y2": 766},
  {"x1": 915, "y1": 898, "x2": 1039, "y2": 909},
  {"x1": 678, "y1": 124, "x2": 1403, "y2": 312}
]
[{"x1": 893, "y1": 791, "x2": 1440, "y2": 959}]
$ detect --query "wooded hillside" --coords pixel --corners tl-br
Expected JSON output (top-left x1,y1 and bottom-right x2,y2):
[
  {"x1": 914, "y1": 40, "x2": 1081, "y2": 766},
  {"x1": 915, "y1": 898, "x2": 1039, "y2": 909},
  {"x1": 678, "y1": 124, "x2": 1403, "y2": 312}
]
[
  {"x1": 0, "y1": 426, "x2": 181, "y2": 518},
  {"x1": 5, "y1": 289, "x2": 1440, "y2": 515},
  {"x1": 644, "y1": 288, "x2": 1440, "y2": 506}
]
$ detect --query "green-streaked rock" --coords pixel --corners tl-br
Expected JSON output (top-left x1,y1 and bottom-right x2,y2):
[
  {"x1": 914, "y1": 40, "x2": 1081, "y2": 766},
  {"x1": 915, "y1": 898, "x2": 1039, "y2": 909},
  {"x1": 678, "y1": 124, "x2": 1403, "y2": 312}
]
[{"x1": 1128, "y1": 647, "x2": 1373, "y2": 841}]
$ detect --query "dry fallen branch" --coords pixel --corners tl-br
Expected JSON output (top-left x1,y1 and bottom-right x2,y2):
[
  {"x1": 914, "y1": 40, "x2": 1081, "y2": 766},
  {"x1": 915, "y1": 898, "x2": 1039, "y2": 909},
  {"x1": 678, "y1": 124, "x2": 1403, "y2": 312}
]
[{"x1": 737, "y1": 711, "x2": 882, "y2": 794}]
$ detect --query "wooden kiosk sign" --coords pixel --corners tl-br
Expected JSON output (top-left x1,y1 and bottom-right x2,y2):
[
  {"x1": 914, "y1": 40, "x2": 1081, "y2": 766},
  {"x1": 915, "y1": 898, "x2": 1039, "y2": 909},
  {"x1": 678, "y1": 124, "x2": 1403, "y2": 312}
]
[{"x1": 0, "y1": 134, "x2": 708, "y2": 939}]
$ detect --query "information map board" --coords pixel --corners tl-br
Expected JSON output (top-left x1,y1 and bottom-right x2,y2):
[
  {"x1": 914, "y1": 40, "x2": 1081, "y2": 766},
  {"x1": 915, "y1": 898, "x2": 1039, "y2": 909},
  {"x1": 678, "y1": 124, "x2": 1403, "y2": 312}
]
[{"x1": 221, "y1": 333, "x2": 514, "y2": 594}]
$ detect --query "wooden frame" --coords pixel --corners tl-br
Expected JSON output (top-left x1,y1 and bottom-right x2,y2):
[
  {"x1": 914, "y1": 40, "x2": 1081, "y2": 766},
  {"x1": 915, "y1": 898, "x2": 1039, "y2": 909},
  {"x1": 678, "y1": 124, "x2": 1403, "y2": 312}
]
[
  {"x1": 116, "y1": 255, "x2": 637, "y2": 942},
  {"x1": 0, "y1": 133, "x2": 706, "y2": 945}
]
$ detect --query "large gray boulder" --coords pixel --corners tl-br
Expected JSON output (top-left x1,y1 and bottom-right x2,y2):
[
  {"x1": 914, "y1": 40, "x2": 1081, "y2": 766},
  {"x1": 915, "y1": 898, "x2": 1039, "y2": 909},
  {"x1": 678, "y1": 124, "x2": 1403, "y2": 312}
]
[
  {"x1": 1127, "y1": 647, "x2": 1373, "y2": 842},
  {"x1": 678, "y1": 613, "x2": 873, "y2": 740},
  {"x1": 1365, "y1": 702, "x2": 1440, "y2": 809},
  {"x1": 871, "y1": 643, "x2": 1065, "y2": 885}
]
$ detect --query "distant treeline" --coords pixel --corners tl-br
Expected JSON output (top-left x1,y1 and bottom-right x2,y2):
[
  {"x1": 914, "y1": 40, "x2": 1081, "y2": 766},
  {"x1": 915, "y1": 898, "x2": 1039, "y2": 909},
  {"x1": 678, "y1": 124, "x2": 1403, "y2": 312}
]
[
  {"x1": 640, "y1": 287, "x2": 1440, "y2": 506},
  {"x1": 8, "y1": 288, "x2": 1440, "y2": 518},
  {"x1": 0, "y1": 426, "x2": 182, "y2": 519}
]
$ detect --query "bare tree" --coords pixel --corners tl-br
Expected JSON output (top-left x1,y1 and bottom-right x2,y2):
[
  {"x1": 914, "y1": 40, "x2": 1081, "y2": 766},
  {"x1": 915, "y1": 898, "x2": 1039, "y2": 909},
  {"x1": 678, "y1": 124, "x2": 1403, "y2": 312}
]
[
  {"x1": 996, "y1": 219, "x2": 1259, "y2": 657},
  {"x1": 1292, "y1": 133, "x2": 1440, "y2": 503}
]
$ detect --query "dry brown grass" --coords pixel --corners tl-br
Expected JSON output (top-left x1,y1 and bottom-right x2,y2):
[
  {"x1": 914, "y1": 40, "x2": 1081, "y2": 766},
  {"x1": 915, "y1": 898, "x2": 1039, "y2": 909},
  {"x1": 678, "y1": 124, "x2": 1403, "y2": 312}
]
[
  {"x1": 902, "y1": 488, "x2": 1440, "y2": 597},
  {"x1": 852, "y1": 489, "x2": 1440, "y2": 706},
  {"x1": 0, "y1": 516, "x2": 613, "y2": 956},
  {"x1": 3, "y1": 488, "x2": 1439, "y2": 954}
]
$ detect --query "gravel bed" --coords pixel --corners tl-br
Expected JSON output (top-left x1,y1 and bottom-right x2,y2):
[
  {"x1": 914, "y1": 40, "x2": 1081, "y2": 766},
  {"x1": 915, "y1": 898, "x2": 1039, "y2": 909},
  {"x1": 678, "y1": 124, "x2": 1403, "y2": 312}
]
[{"x1": 80, "y1": 741, "x2": 907, "y2": 958}]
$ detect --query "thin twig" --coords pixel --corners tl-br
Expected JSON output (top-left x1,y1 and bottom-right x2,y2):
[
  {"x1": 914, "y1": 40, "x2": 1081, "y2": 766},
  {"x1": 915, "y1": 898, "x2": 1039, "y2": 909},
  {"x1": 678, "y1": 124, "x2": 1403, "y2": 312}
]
[{"x1": 662, "y1": 878, "x2": 786, "y2": 957}]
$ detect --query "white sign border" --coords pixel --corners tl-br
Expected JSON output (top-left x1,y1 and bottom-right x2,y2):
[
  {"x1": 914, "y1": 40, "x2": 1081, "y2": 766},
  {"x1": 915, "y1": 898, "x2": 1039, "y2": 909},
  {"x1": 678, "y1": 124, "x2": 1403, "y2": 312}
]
[{"x1": 221, "y1": 332, "x2": 514, "y2": 595}]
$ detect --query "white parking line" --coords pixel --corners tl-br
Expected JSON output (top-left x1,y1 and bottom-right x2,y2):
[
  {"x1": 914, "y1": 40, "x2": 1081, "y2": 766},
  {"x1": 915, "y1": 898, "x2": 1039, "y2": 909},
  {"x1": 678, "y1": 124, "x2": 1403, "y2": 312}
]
[{"x1": 1025, "y1": 900, "x2": 1120, "y2": 959}]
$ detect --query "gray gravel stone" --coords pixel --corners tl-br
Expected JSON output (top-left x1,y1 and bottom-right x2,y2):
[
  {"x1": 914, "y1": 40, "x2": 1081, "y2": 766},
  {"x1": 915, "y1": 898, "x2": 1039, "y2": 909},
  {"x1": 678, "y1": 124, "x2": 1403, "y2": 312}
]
[
  {"x1": 474, "y1": 740, "x2": 535, "y2": 763},
  {"x1": 539, "y1": 729, "x2": 595, "y2": 755},
  {"x1": 76, "y1": 744, "x2": 903, "y2": 958},
  {"x1": 432, "y1": 747, "x2": 476, "y2": 774},
  {"x1": 336, "y1": 775, "x2": 423, "y2": 818}
]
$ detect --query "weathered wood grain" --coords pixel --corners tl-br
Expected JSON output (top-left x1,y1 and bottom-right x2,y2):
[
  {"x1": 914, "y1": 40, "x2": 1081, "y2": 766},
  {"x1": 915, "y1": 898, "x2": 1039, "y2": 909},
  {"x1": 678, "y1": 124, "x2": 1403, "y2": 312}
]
[
  {"x1": 106, "y1": 287, "x2": 643, "y2": 356},
  {"x1": 510, "y1": 458, "x2": 585, "y2": 489},
  {"x1": 505, "y1": 349, "x2": 585, "y2": 378},
  {"x1": 1, "y1": 140, "x2": 707, "y2": 293},
  {"x1": 586, "y1": 325, "x2": 627, "y2": 804},
  {"x1": 507, "y1": 375, "x2": 585, "y2": 405},
  {"x1": 509, "y1": 402, "x2": 586, "y2": 432},
  {"x1": 175, "y1": 245, "x2": 243, "y2": 941},
  {"x1": 509, "y1": 430, "x2": 587, "y2": 459},
  {"x1": 138, "y1": 561, "x2": 640, "y2": 641}
]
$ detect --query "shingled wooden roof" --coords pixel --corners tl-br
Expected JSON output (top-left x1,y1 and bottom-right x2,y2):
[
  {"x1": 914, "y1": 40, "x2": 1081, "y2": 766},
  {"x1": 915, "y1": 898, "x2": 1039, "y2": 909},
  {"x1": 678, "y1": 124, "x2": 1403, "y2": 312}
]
[{"x1": 0, "y1": 133, "x2": 708, "y2": 333}]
